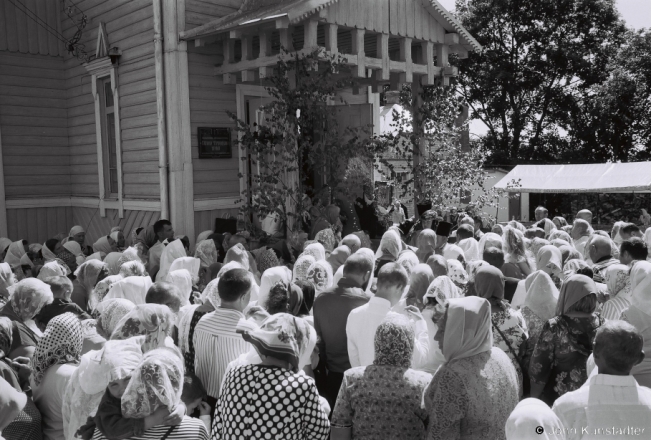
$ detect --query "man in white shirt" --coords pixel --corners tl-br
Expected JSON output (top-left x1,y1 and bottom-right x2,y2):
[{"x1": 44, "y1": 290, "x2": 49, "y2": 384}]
[
  {"x1": 148, "y1": 219, "x2": 174, "y2": 277},
  {"x1": 193, "y1": 268, "x2": 252, "y2": 408},
  {"x1": 346, "y1": 263, "x2": 429, "y2": 369},
  {"x1": 552, "y1": 321, "x2": 651, "y2": 440}
]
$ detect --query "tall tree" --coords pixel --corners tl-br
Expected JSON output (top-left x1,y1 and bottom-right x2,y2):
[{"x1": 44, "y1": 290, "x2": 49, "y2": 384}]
[{"x1": 455, "y1": 0, "x2": 627, "y2": 165}]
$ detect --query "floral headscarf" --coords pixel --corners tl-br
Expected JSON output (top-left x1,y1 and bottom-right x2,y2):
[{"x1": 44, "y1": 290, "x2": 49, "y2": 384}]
[
  {"x1": 103, "y1": 276, "x2": 153, "y2": 305},
  {"x1": 194, "y1": 239, "x2": 218, "y2": 268},
  {"x1": 75, "y1": 260, "x2": 107, "y2": 293},
  {"x1": 258, "y1": 266, "x2": 292, "y2": 307},
  {"x1": 200, "y1": 278, "x2": 221, "y2": 309},
  {"x1": 110, "y1": 304, "x2": 175, "y2": 353},
  {"x1": 604, "y1": 264, "x2": 630, "y2": 297},
  {"x1": 292, "y1": 255, "x2": 316, "y2": 283},
  {"x1": 373, "y1": 314, "x2": 414, "y2": 368},
  {"x1": 104, "y1": 252, "x2": 123, "y2": 276},
  {"x1": 0, "y1": 263, "x2": 14, "y2": 300},
  {"x1": 95, "y1": 298, "x2": 136, "y2": 338},
  {"x1": 306, "y1": 260, "x2": 334, "y2": 295},
  {"x1": 563, "y1": 259, "x2": 592, "y2": 281},
  {"x1": 548, "y1": 230, "x2": 574, "y2": 247},
  {"x1": 121, "y1": 347, "x2": 185, "y2": 418},
  {"x1": 7, "y1": 278, "x2": 53, "y2": 322},
  {"x1": 397, "y1": 251, "x2": 419, "y2": 276},
  {"x1": 0, "y1": 316, "x2": 13, "y2": 359},
  {"x1": 257, "y1": 248, "x2": 280, "y2": 275},
  {"x1": 92, "y1": 275, "x2": 123, "y2": 306},
  {"x1": 37, "y1": 260, "x2": 70, "y2": 281},
  {"x1": 32, "y1": 312, "x2": 83, "y2": 385},
  {"x1": 446, "y1": 259, "x2": 468, "y2": 286},
  {"x1": 466, "y1": 260, "x2": 489, "y2": 283},
  {"x1": 196, "y1": 230, "x2": 213, "y2": 247},
  {"x1": 237, "y1": 313, "x2": 315, "y2": 373},
  {"x1": 303, "y1": 242, "x2": 326, "y2": 261},
  {"x1": 423, "y1": 275, "x2": 460, "y2": 306},
  {"x1": 315, "y1": 228, "x2": 337, "y2": 253},
  {"x1": 117, "y1": 247, "x2": 142, "y2": 267}
]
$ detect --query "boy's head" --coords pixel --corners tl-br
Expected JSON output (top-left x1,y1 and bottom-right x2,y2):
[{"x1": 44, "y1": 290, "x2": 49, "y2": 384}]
[
  {"x1": 181, "y1": 373, "x2": 207, "y2": 413},
  {"x1": 44, "y1": 276, "x2": 73, "y2": 300}
]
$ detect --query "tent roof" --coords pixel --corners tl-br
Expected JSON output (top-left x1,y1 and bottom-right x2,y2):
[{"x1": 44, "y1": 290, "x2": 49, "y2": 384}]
[{"x1": 493, "y1": 162, "x2": 651, "y2": 193}]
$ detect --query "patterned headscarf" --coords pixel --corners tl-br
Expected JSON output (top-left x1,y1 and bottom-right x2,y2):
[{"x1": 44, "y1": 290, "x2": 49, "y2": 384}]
[
  {"x1": 373, "y1": 314, "x2": 414, "y2": 368},
  {"x1": 548, "y1": 230, "x2": 574, "y2": 247},
  {"x1": 200, "y1": 278, "x2": 221, "y2": 309},
  {"x1": 257, "y1": 248, "x2": 280, "y2": 275},
  {"x1": 258, "y1": 266, "x2": 292, "y2": 308},
  {"x1": 92, "y1": 275, "x2": 124, "y2": 305},
  {"x1": 75, "y1": 260, "x2": 107, "y2": 293},
  {"x1": 466, "y1": 260, "x2": 489, "y2": 283},
  {"x1": 117, "y1": 247, "x2": 142, "y2": 268},
  {"x1": 292, "y1": 255, "x2": 316, "y2": 282},
  {"x1": 194, "y1": 239, "x2": 218, "y2": 268},
  {"x1": 563, "y1": 259, "x2": 592, "y2": 280},
  {"x1": 446, "y1": 259, "x2": 468, "y2": 286},
  {"x1": 119, "y1": 261, "x2": 147, "y2": 278},
  {"x1": 32, "y1": 312, "x2": 83, "y2": 385},
  {"x1": 37, "y1": 260, "x2": 70, "y2": 280},
  {"x1": 397, "y1": 251, "x2": 419, "y2": 276},
  {"x1": 238, "y1": 313, "x2": 315, "y2": 373},
  {"x1": 121, "y1": 347, "x2": 185, "y2": 418},
  {"x1": 56, "y1": 248, "x2": 77, "y2": 273},
  {"x1": 604, "y1": 264, "x2": 630, "y2": 297},
  {"x1": 529, "y1": 238, "x2": 551, "y2": 258},
  {"x1": 423, "y1": 275, "x2": 460, "y2": 306},
  {"x1": 306, "y1": 260, "x2": 334, "y2": 294},
  {"x1": 0, "y1": 263, "x2": 14, "y2": 300},
  {"x1": 95, "y1": 298, "x2": 136, "y2": 339},
  {"x1": 8, "y1": 278, "x2": 53, "y2": 322},
  {"x1": 315, "y1": 228, "x2": 337, "y2": 252},
  {"x1": 103, "y1": 276, "x2": 153, "y2": 305},
  {"x1": 110, "y1": 304, "x2": 175, "y2": 353}
]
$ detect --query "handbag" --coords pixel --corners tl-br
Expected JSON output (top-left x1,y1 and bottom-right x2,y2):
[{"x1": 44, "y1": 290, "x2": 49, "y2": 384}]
[{"x1": 491, "y1": 318, "x2": 530, "y2": 396}]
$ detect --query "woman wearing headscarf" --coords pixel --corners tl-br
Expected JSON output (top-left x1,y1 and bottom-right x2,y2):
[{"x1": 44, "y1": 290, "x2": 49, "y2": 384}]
[
  {"x1": 404, "y1": 264, "x2": 434, "y2": 309},
  {"x1": 374, "y1": 230, "x2": 402, "y2": 276},
  {"x1": 0, "y1": 262, "x2": 16, "y2": 306},
  {"x1": 535, "y1": 245, "x2": 563, "y2": 288},
  {"x1": 37, "y1": 260, "x2": 70, "y2": 281},
  {"x1": 424, "y1": 297, "x2": 519, "y2": 440},
  {"x1": 303, "y1": 242, "x2": 326, "y2": 262},
  {"x1": 92, "y1": 237, "x2": 117, "y2": 256},
  {"x1": 600, "y1": 263, "x2": 631, "y2": 321},
  {"x1": 0, "y1": 319, "x2": 41, "y2": 440},
  {"x1": 306, "y1": 260, "x2": 334, "y2": 296},
  {"x1": 340, "y1": 234, "x2": 361, "y2": 254},
  {"x1": 446, "y1": 259, "x2": 468, "y2": 295},
  {"x1": 505, "y1": 398, "x2": 566, "y2": 440},
  {"x1": 109, "y1": 304, "x2": 175, "y2": 353},
  {"x1": 3, "y1": 240, "x2": 27, "y2": 269},
  {"x1": 102, "y1": 253, "x2": 123, "y2": 276},
  {"x1": 475, "y1": 266, "x2": 528, "y2": 395},
  {"x1": 61, "y1": 338, "x2": 143, "y2": 440},
  {"x1": 290, "y1": 280, "x2": 315, "y2": 321},
  {"x1": 310, "y1": 204, "x2": 343, "y2": 241},
  {"x1": 620, "y1": 261, "x2": 651, "y2": 387},
  {"x1": 0, "y1": 237, "x2": 12, "y2": 259},
  {"x1": 502, "y1": 227, "x2": 533, "y2": 280},
  {"x1": 256, "y1": 247, "x2": 281, "y2": 275},
  {"x1": 529, "y1": 238, "x2": 551, "y2": 259},
  {"x1": 194, "y1": 239, "x2": 218, "y2": 270},
  {"x1": 154, "y1": 239, "x2": 187, "y2": 282},
  {"x1": 551, "y1": 216, "x2": 568, "y2": 229},
  {"x1": 415, "y1": 229, "x2": 436, "y2": 264},
  {"x1": 420, "y1": 276, "x2": 459, "y2": 374},
  {"x1": 71, "y1": 260, "x2": 108, "y2": 313},
  {"x1": 90, "y1": 275, "x2": 123, "y2": 306},
  {"x1": 62, "y1": 241, "x2": 86, "y2": 268},
  {"x1": 536, "y1": 218, "x2": 557, "y2": 239},
  {"x1": 558, "y1": 244, "x2": 581, "y2": 267},
  {"x1": 331, "y1": 315, "x2": 432, "y2": 439},
  {"x1": 214, "y1": 313, "x2": 329, "y2": 439},
  {"x1": 164, "y1": 269, "x2": 193, "y2": 306},
  {"x1": 562, "y1": 259, "x2": 593, "y2": 280},
  {"x1": 102, "y1": 276, "x2": 153, "y2": 305},
  {"x1": 326, "y1": 246, "x2": 351, "y2": 275},
  {"x1": 396, "y1": 250, "x2": 419, "y2": 276},
  {"x1": 0, "y1": 278, "x2": 53, "y2": 359},
  {"x1": 292, "y1": 254, "x2": 316, "y2": 283},
  {"x1": 92, "y1": 348, "x2": 209, "y2": 440},
  {"x1": 118, "y1": 261, "x2": 147, "y2": 278},
  {"x1": 32, "y1": 313, "x2": 83, "y2": 440},
  {"x1": 94, "y1": 299, "x2": 136, "y2": 340},
  {"x1": 477, "y1": 231, "x2": 503, "y2": 259},
  {"x1": 529, "y1": 275, "x2": 604, "y2": 405}
]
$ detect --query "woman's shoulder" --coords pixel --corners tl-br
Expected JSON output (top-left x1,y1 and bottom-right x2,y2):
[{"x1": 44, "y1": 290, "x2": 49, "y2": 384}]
[{"x1": 92, "y1": 417, "x2": 207, "y2": 440}]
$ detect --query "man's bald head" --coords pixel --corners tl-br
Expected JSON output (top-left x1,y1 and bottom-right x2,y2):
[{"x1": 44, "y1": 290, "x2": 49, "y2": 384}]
[
  {"x1": 576, "y1": 209, "x2": 593, "y2": 224},
  {"x1": 146, "y1": 281, "x2": 182, "y2": 313},
  {"x1": 426, "y1": 254, "x2": 448, "y2": 277},
  {"x1": 594, "y1": 320, "x2": 644, "y2": 375},
  {"x1": 588, "y1": 235, "x2": 612, "y2": 262}
]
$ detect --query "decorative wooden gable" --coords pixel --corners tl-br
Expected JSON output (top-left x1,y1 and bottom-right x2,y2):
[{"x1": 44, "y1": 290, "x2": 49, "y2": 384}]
[{"x1": 180, "y1": 0, "x2": 481, "y2": 88}]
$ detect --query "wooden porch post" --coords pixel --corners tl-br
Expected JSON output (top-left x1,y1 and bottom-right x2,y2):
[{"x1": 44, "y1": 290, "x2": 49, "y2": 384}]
[{"x1": 0, "y1": 124, "x2": 7, "y2": 236}]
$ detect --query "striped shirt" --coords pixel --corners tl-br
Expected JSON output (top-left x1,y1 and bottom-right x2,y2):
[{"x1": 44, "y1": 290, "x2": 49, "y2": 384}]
[
  {"x1": 92, "y1": 417, "x2": 208, "y2": 440},
  {"x1": 602, "y1": 296, "x2": 631, "y2": 321},
  {"x1": 193, "y1": 307, "x2": 249, "y2": 398}
]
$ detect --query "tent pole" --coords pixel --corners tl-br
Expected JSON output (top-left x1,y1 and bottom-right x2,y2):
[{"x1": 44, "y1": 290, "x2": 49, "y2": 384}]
[{"x1": 597, "y1": 193, "x2": 600, "y2": 224}]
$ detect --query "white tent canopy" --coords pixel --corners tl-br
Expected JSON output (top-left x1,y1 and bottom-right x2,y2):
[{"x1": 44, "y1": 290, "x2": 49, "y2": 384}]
[{"x1": 494, "y1": 162, "x2": 651, "y2": 193}]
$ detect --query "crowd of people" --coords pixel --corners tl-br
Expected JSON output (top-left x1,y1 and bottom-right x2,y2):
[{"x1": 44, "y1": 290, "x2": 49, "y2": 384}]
[{"x1": 1, "y1": 204, "x2": 651, "y2": 440}]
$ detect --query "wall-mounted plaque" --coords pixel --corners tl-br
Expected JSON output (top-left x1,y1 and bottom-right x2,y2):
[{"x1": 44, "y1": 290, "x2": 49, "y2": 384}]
[{"x1": 198, "y1": 127, "x2": 232, "y2": 158}]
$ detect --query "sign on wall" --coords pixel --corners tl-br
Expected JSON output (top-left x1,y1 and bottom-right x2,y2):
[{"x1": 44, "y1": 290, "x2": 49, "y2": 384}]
[{"x1": 198, "y1": 127, "x2": 232, "y2": 158}]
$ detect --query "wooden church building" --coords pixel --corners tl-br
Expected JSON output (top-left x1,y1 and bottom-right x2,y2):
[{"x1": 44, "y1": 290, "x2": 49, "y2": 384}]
[{"x1": 0, "y1": 0, "x2": 479, "y2": 246}]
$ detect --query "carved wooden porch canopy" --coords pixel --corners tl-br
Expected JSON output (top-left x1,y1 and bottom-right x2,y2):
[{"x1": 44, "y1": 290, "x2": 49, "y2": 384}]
[{"x1": 180, "y1": 0, "x2": 481, "y2": 88}]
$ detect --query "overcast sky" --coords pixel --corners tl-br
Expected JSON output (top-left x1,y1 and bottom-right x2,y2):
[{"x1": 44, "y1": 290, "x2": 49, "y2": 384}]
[
  {"x1": 438, "y1": 0, "x2": 649, "y2": 30},
  {"x1": 436, "y1": 0, "x2": 649, "y2": 137}
]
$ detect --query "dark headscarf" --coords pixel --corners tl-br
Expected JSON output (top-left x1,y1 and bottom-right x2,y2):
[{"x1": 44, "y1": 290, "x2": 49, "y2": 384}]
[
  {"x1": 207, "y1": 233, "x2": 226, "y2": 262},
  {"x1": 271, "y1": 240, "x2": 293, "y2": 264},
  {"x1": 134, "y1": 226, "x2": 158, "y2": 252},
  {"x1": 293, "y1": 280, "x2": 315, "y2": 316},
  {"x1": 474, "y1": 265, "x2": 505, "y2": 300}
]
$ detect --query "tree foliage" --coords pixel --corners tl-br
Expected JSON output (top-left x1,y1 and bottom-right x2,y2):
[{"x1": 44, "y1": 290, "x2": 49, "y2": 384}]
[
  {"x1": 373, "y1": 84, "x2": 513, "y2": 216},
  {"x1": 230, "y1": 49, "x2": 372, "y2": 236},
  {"x1": 455, "y1": 0, "x2": 628, "y2": 165}
]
